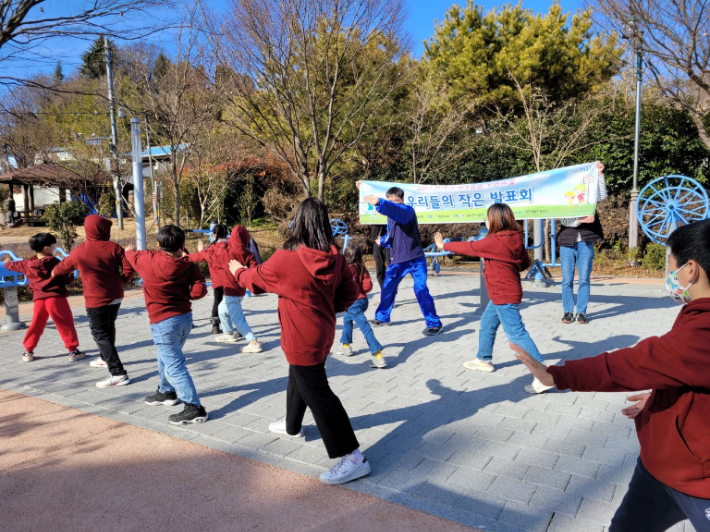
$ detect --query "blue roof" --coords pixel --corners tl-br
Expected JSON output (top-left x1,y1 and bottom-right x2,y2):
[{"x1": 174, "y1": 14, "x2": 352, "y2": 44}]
[{"x1": 141, "y1": 144, "x2": 189, "y2": 158}]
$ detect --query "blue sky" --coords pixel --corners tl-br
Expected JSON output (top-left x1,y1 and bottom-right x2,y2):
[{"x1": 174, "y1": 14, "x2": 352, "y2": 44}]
[{"x1": 3, "y1": 0, "x2": 585, "y2": 80}]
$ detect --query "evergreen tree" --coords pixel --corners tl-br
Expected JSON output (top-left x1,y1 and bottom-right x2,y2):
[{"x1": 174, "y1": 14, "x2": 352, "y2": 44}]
[
  {"x1": 52, "y1": 62, "x2": 64, "y2": 84},
  {"x1": 79, "y1": 36, "x2": 117, "y2": 79}
]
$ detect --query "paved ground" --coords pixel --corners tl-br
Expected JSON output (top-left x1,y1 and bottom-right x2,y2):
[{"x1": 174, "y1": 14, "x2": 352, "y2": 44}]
[
  {"x1": 0, "y1": 389, "x2": 475, "y2": 532},
  {"x1": 0, "y1": 271, "x2": 695, "y2": 532}
]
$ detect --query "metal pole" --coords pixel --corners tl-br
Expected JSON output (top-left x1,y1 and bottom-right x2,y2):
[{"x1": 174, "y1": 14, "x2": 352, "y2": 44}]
[
  {"x1": 144, "y1": 115, "x2": 160, "y2": 233},
  {"x1": 131, "y1": 118, "x2": 147, "y2": 250},
  {"x1": 628, "y1": 32, "x2": 643, "y2": 251},
  {"x1": 533, "y1": 219, "x2": 545, "y2": 285},
  {"x1": 105, "y1": 37, "x2": 123, "y2": 230}
]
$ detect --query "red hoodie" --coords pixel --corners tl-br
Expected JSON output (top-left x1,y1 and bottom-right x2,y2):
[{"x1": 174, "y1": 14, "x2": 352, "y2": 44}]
[
  {"x1": 443, "y1": 231, "x2": 530, "y2": 305},
  {"x1": 125, "y1": 250, "x2": 207, "y2": 324},
  {"x1": 187, "y1": 240, "x2": 230, "y2": 290},
  {"x1": 234, "y1": 245, "x2": 359, "y2": 365},
  {"x1": 52, "y1": 215, "x2": 135, "y2": 308},
  {"x1": 349, "y1": 264, "x2": 373, "y2": 300},
  {"x1": 5, "y1": 255, "x2": 73, "y2": 300},
  {"x1": 223, "y1": 226, "x2": 258, "y2": 297},
  {"x1": 548, "y1": 298, "x2": 710, "y2": 498}
]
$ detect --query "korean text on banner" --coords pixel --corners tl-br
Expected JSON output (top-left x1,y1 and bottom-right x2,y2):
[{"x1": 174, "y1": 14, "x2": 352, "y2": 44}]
[{"x1": 358, "y1": 162, "x2": 600, "y2": 224}]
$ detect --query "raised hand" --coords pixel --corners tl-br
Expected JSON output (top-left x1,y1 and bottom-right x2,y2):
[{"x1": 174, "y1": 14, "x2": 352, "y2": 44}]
[
  {"x1": 509, "y1": 343, "x2": 555, "y2": 387},
  {"x1": 434, "y1": 232, "x2": 445, "y2": 250},
  {"x1": 197, "y1": 240, "x2": 204, "y2": 252},
  {"x1": 621, "y1": 392, "x2": 651, "y2": 420},
  {"x1": 229, "y1": 259, "x2": 246, "y2": 276},
  {"x1": 363, "y1": 195, "x2": 380, "y2": 206},
  {"x1": 125, "y1": 244, "x2": 135, "y2": 252},
  {"x1": 596, "y1": 161, "x2": 605, "y2": 174}
]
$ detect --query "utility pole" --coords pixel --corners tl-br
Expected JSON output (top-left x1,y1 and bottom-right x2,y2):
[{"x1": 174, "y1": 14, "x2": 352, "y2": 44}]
[
  {"x1": 131, "y1": 118, "x2": 147, "y2": 250},
  {"x1": 105, "y1": 36, "x2": 123, "y2": 229},
  {"x1": 627, "y1": 19, "x2": 643, "y2": 252},
  {"x1": 144, "y1": 114, "x2": 160, "y2": 233}
]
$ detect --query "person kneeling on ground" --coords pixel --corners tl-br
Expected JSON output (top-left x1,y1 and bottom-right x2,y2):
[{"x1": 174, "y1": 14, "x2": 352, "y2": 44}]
[
  {"x1": 229, "y1": 198, "x2": 370, "y2": 485},
  {"x1": 512, "y1": 219, "x2": 710, "y2": 532}
]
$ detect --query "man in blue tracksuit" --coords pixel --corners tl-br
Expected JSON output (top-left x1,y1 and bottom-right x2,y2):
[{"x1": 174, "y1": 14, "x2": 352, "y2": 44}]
[{"x1": 363, "y1": 187, "x2": 443, "y2": 336}]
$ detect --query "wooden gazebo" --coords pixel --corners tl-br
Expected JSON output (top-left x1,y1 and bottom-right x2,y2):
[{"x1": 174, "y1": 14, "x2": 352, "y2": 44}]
[{"x1": 0, "y1": 162, "x2": 105, "y2": 222}]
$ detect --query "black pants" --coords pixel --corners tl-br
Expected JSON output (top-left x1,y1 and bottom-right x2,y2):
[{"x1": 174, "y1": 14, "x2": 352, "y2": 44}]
[
  {"x1": 286, "y1": 363, "x2": 359, "y2": 459},
  {"x1": 86, "y1": 304, "x2": 126, "y2": 376},
  {"x1": 609, "y1": 458, "x2": 710, "y2": 532},
  {"x1": 372, "y1": 245, "x2": 391, "y2": 289},
  {"x1": 211, "y1": 286, "x2": 224, "y2": 322}
]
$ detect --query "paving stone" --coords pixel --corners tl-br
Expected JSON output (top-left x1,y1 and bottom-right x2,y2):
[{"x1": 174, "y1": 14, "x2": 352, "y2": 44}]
[
  {"x1": 0, "y1": 275, "x2": 679, "y2": 532},
  {"x1": 577, "y1": 497, "x2": 620, "y2": 525}
]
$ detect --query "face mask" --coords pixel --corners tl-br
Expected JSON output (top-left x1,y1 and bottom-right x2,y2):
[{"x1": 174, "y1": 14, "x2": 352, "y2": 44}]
[{"x1": 665, "y1": 263, "x2": 697, "y2": 304}]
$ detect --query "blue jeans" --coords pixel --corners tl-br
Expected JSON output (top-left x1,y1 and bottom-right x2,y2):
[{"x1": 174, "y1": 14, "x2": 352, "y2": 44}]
[
  {"x1": 218, "y1": 295, "x2": 256, "y2": 342},
  {"x1": 150, "y1": 312, "x2": 201, "y2": 406},
  {"x1": 340, "y1": 298, "x2": 383, "y2": 355},
  {"x1": 477, "y1": 302, "x2": 544, "y2": 363},
  {"x1": 375, "y1": 257, "x2": 442, "y2": 328},
  {"x1": 560, "y1": 242, "x2": 595, "y2": 315}
]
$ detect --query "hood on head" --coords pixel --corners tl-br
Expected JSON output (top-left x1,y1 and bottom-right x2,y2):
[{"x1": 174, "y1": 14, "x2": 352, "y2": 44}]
[
  {"x1": 85, "y1": 215, "x2": 112, "y2": 241},
  {"x1": 296, "y1": 245, "x2": 340, "y2": 284},
  {"x1": 229, "y1": 225, "x2": 252, "y2": 261}
]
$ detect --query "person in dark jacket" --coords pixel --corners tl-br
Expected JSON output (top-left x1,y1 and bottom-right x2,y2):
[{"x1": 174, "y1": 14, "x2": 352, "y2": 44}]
[
  {"x1": 229, "y1": 198, "x2": 369, "y2": 486},
  {"x1": 369, "y1": 224, "x2": 390, "y2": 289},
  {"x1": 512, "y1": 219, "x2": 710, "y2": 531},
  {"x1": 435, "y1": 203, "x2": 551, "y2": 394},
  {"x1": 362, "y1": 187, "x2": 443, "y2": 336},
  {"x1": 52, "y1": 215, "x2": 135, "y2": 388},
  {"x1": 558, "y1": 161, "x2": 607, "y2": 324}
]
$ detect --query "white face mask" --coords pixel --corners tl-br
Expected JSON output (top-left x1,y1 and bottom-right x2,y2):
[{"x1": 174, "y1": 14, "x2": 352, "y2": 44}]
[{"x1": 664, "y1": 262, "x2": 697, "y2": 304}]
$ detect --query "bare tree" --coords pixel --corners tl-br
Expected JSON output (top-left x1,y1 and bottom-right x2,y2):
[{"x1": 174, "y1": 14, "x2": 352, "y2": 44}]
[
  {"x1": 0, "y1": 0, "x2": 173, "y2": 86},
  {"x1": 205, "y1": 0, "x2": 409, "y2": 201},
  {"x1": 594, "y1": 0, "x2": 710, "y2": 150},
  {"x1": 128, "y1": 16, "x2": 224, "y2": 226},
  {"x1": 406, "y1": 66, "x2": 473, "y2": 184}
]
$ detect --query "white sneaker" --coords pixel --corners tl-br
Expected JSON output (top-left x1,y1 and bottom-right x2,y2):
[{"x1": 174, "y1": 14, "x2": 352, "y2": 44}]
[
  {"x1": 368, "y1": 352, "x2": 387, "y2": 369},
  {"x1": 319, "y1": 457, "x2": 372, "y2": 485},
  {"x1": 268, "y1": 418, "x2": 304, "y2": 438},
  {"x1": 90, "y1": 358, "x2": 107, "y2": 368},
  {"x1": 216, "y1": 334, "x2": 240, "y2": 344},
  {"x1": 524, "y1": 377, "x2": 555, "y2": 395},
  {"x1": 463, "y1": 359, "x2": 495, "y2": 372},
  {"x1": 96, "y1": 374, "x2": 131, "y2": 388},
  {"x1": 22, "y1": 352, "x2": 34, "y2": 363},
  {"x1": 241, "y1": 341, "x2": 263, "y2": 353}
]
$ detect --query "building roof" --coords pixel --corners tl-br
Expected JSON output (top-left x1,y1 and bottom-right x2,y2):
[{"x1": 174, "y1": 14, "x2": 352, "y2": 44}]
[
  {"x1": 141, "y1": 144, "x2": 189, "y2": 160},
  {"x1": 0, "y1": 162, "x2": 103, "y2": 186}
]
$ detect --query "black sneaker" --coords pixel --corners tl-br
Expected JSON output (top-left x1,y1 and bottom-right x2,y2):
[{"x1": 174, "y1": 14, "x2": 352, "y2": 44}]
[
  {"x1": 369, "y1": 319, "x2": 389, "y2": 326},
  {"x1": 425, "y1": 325, "x2": 444, "y2": 336},
  {"x1": 211, "y1": 324, "x2": 222, "y2": 334},
  {"x1": 562, "y1": 313, "x2": 574, "y2": 324},
  {"x1": 576, "y1": 313, "x2": 589, "y2": 324},
  {"x1": 168, "y1": 403, "x2": 209, "y2": 425},
  {"x1": 145, "y1": 389, "x2": 180, "y2": 406}
]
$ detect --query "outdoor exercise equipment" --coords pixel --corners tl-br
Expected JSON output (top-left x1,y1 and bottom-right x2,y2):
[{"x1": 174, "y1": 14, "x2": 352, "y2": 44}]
[
  {"x1": 636, "y1": 175, "x2": 710, "y2": 245},
  {"x1": 0, "y1": 250, "x2": 28, "y2": 331},
  {"x1": 330, "y1": 219, "x2": 351, "y2": 249}
]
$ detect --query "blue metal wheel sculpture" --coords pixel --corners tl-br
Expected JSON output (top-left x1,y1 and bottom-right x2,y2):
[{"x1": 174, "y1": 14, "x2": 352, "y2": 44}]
[
  {"x1": 330, "y1": 219, "x2": 349, "y2": 236},
  {"x1": 637, "y1": 175, "x2": 709, "y2": 244}
]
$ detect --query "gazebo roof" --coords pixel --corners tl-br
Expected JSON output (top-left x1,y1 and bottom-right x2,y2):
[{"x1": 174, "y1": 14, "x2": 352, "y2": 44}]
[{"x1": 0, "y1": 162, "x2": 102, "y2": 187}]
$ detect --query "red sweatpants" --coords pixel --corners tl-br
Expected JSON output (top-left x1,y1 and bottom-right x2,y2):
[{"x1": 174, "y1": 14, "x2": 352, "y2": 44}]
[{"x1": 23, "y1": 297, "x2": 79, "y2": 353}]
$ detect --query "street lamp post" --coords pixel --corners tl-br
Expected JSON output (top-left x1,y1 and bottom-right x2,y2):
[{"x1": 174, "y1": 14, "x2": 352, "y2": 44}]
[{"x1": 627, "y1": 19, "x2": 643, "y2": 253}]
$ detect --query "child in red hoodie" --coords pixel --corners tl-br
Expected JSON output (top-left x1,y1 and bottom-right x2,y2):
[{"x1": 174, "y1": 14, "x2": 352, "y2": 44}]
[
  {"x1": 4, "y1": 232, "x2": 85, "y2": 363},
  {"x1": 229, "y1": 198, "x2": 369, "y2": 486},
  {"x1": 189, "y1": 224, "x2": 230, "y2": 335},
  {"x1": 191, "y1": 225, "x2": 262, "y2": 352},
  {"x1": 512, "y1": 219, "x2": 710, "y2": 531},
  {"x1": 434, "y1": 203, "x2": 550, "y2": 394},
  {"x1": 125, "y1": 225, "x2": 209, "y2": 426},
  {"x1": 335, "y1": 243, "x2": 386, "y2": 368},
  {"x1": 52, "y1": 215, "x2": 135, "y2": 388}
]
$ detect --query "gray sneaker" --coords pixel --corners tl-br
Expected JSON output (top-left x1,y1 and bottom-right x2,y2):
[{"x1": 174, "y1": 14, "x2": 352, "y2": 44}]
[
  {"x1": 337, "y1": 344, "x2": 354, "y2": 356},
  {"x1": 369, "y1": 353, "x2": 388, "y2": 369}
]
